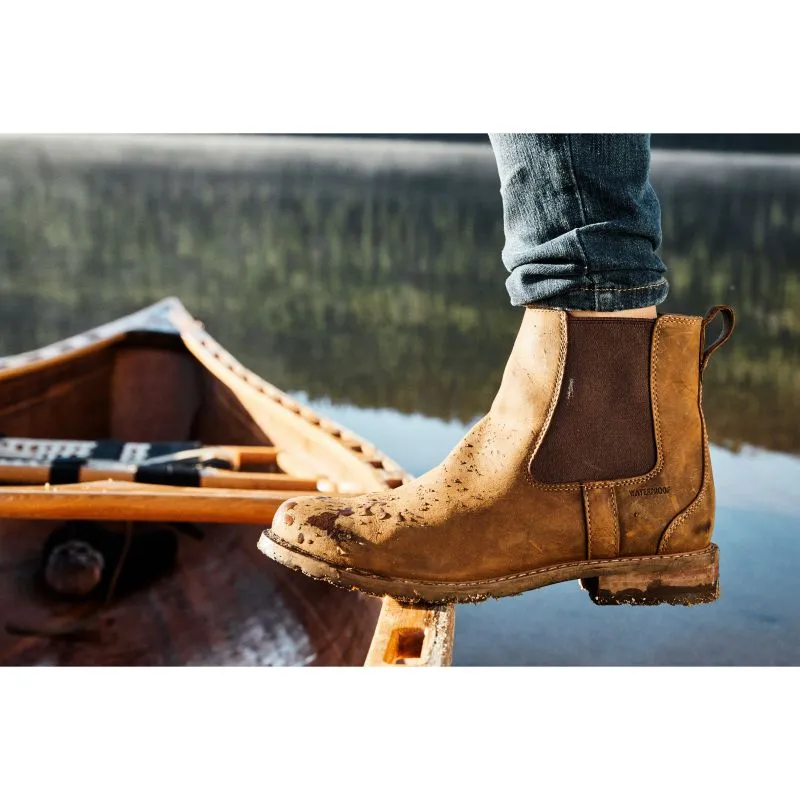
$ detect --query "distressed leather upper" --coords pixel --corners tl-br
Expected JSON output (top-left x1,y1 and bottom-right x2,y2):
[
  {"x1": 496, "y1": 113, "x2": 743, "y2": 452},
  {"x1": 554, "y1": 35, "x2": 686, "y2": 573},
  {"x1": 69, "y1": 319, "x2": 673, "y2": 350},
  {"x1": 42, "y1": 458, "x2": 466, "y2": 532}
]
[{"x1": 269, "y1": 307, "x2": 716, "y2": 582}]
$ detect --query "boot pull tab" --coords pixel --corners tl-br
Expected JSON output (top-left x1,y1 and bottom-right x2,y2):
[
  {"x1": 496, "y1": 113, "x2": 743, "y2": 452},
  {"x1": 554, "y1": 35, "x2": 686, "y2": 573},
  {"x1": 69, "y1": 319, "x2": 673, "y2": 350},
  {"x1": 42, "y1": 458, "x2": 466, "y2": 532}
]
[{"x1": 700, "y1": 305, "x2": 735, "y2": 374}]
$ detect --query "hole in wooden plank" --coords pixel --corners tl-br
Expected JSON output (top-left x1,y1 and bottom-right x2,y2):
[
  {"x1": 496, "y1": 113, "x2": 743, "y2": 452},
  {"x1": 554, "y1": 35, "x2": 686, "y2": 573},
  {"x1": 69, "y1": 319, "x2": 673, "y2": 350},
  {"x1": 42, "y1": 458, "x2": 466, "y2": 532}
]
[{"x1": 384, "y1": 627, "x2": 425, "y2": 664}]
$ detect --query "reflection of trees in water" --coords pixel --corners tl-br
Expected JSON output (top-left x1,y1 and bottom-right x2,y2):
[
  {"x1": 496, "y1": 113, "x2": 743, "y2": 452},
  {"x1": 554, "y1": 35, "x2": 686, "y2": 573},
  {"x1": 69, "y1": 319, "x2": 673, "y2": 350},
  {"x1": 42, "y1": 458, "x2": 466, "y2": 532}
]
[
  {"x1": 655, "y1": 163, "x2": 800, "y2": 453},
  {"x1": 0, "y1": 150, "x2": 798, "y2": 453}
]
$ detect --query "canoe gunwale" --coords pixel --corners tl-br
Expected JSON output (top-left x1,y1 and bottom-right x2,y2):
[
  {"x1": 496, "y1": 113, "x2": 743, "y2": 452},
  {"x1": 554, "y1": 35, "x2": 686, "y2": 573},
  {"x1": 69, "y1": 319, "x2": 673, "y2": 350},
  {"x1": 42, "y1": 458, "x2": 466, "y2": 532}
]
[{"x1": 0, "y1": 297, "x2": 408, "y2": 510}]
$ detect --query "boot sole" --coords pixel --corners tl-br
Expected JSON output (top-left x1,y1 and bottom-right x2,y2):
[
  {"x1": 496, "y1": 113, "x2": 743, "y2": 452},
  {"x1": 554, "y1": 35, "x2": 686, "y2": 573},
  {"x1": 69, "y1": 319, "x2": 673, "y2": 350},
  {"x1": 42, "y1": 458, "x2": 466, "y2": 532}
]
[{"x1": 258, "y1": 530, "x2": 720, "y2": 607}]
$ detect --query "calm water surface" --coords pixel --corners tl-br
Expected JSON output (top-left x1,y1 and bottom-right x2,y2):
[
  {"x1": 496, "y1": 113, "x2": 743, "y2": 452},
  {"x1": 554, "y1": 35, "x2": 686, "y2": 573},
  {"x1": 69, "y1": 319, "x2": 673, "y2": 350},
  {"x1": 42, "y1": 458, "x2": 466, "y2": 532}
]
[{"x1": 1, "y1": 135, "x2": 798, "y2": 665}]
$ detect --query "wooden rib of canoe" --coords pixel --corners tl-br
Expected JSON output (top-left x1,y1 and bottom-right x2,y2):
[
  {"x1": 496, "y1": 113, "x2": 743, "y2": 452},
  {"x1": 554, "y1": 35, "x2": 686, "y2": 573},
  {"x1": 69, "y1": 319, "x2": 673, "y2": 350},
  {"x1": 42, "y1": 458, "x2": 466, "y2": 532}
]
[{"x1": 0, "y1": 298, "x2": 455, "y2": 666}]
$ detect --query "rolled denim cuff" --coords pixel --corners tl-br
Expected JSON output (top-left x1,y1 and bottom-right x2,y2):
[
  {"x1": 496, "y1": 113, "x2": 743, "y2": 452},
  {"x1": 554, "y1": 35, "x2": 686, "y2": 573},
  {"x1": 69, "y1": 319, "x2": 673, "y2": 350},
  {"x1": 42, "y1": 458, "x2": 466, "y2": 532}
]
[
  {"x1": 491, "y1": 134, "x2": 668, "y2": 312},
  {"x1": 507, "y1": 271, "x2": 669, "y2": 312}
]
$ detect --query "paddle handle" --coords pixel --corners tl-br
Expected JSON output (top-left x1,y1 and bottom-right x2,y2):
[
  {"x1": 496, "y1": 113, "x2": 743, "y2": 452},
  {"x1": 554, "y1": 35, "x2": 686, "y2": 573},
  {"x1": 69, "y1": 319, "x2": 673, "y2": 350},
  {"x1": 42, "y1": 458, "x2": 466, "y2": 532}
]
[
  {"x1": 138, "y1": 445, "x2": 280, "y2": 468},
  {"x1": 0, "y1": 461, "x2": 323, "y2": 492},
  {"x1": 221, "y1": 446, "x2": 280, "y2": 468}
]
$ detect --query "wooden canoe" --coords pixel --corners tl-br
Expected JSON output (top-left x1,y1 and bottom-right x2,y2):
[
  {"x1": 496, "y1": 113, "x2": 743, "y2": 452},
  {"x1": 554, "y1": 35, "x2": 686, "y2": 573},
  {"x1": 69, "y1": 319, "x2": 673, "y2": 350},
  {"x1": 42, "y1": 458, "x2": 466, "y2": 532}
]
[{"x1": 0, "y1": 298, "x2": 454, "y2": 666}]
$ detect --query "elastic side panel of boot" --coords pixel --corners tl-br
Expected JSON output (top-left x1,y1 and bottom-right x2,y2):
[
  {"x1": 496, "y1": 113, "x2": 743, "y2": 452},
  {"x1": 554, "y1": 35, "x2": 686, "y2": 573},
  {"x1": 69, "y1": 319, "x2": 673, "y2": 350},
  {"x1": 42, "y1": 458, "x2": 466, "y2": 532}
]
[{"x1": 531, "y1": 317, "x2": 657, "y2": 484}]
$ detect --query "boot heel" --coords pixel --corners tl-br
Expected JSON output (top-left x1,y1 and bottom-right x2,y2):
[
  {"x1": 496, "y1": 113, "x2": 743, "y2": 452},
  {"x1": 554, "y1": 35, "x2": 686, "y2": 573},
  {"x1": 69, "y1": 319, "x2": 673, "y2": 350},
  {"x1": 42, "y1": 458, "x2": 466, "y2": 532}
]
[{"x1": 580, "y1": 544, "x2": 720, "y2": 607}]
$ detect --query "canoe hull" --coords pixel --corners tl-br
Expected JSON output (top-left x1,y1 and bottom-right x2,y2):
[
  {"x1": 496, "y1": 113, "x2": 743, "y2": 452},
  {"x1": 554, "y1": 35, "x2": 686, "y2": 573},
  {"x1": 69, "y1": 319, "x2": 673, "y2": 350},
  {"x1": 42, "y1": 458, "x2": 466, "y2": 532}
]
[{"x1": 0, "y1": 298, "x2": 454, "y2": 666}]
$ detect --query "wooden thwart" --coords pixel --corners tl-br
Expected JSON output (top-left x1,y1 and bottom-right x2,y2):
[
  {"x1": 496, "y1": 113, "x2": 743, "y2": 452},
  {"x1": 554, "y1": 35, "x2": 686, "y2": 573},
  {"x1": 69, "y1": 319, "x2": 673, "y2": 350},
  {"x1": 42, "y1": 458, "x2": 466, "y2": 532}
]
[{"x1": 0, "y1": 480, "x2": 340, "y2": 524}]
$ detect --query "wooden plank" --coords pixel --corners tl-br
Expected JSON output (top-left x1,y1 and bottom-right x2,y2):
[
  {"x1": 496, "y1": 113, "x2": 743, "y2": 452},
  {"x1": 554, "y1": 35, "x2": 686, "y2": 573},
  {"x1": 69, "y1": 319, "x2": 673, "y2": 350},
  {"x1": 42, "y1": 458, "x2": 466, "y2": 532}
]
[
  {"x1": 365, "y1": 598, "x2": 455, "y2": 667},
  {"x1": 0, "y1": 480, "x2": 325, "y2": 524},
  {"x1": 0, "y1": 462, "x2": 339, "y2": 492}
]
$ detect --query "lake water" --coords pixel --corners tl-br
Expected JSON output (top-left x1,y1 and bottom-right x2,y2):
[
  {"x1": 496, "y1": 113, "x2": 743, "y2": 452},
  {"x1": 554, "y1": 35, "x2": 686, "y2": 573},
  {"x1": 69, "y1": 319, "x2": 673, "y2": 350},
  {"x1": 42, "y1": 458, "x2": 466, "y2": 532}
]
[{"x1": 1, "y1": 134, "x2": 798, "y2": 665}]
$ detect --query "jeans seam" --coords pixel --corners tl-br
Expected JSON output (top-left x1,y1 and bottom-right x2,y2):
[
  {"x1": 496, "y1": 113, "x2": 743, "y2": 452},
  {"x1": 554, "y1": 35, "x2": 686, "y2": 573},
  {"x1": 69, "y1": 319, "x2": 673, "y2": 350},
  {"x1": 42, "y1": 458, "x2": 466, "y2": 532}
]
[
  {"x1": 553, "y1": 278, "x2": 667, "y2": 294},
  {"x1": 565, "y1": 135, "x2": 590, "y2": 273}
]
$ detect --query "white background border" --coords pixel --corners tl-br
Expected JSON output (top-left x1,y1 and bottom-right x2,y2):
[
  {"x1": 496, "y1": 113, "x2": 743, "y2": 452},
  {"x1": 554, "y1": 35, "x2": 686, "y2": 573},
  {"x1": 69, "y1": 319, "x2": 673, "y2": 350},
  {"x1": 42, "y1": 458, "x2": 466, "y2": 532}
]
[{"x1": 1, "y1": 2, "x2": 796, "y2": 796}]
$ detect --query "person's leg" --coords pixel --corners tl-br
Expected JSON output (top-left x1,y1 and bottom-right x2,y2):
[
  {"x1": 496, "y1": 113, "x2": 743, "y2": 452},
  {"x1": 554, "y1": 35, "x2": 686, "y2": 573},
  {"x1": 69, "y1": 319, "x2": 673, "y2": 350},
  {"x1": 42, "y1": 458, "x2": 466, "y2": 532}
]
[
  {"x1": 489, "y1": 133, "x2": 666, "y2": 316},
  {"x1": 261, "y1": 134, "x2": 734, "y2": 608}
]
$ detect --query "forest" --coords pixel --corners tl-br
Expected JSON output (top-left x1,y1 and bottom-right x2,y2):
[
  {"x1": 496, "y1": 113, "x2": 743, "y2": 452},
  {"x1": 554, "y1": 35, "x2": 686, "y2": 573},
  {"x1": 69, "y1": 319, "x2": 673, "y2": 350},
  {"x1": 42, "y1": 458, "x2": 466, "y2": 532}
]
[{"x1": 1, "y1": 139, "x2": 797, "y2": 454}]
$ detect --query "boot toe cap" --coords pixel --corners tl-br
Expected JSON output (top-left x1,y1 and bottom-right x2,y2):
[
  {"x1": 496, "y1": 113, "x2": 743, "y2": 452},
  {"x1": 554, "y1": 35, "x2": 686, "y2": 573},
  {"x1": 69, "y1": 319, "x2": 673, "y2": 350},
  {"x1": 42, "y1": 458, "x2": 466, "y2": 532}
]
[{"x1": 270, "y1": 495, "x2": 361, "y2": 566}]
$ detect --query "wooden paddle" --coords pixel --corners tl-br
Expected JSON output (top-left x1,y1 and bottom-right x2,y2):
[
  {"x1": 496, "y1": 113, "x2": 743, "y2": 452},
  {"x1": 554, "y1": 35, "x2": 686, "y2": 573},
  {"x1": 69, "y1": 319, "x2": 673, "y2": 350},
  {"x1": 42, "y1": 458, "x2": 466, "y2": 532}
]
[
  {"x1": 0, "y1": 437, "x2": 344, "y2": 492},
  {"x1": 0, "y1": 436, "x2": 279, "y2": 469},
  {"x1": 0, "y1": 459, "x2": 339, "y2": 491}
]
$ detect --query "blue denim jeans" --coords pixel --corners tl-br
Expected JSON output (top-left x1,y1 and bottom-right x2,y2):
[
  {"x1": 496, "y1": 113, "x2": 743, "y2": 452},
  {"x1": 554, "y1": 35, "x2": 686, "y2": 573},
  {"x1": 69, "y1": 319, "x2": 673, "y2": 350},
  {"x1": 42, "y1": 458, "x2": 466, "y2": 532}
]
[{"x1": 488, "y1": 134, "x2": 668, "y2": 311}]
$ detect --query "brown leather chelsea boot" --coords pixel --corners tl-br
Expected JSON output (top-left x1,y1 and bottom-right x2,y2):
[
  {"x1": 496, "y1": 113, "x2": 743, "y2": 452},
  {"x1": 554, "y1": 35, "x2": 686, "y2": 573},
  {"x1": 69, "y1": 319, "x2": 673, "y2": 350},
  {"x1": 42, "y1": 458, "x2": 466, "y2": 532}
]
[{"x1": 258, "y1": 305, "x2": 735, "y2": 606}]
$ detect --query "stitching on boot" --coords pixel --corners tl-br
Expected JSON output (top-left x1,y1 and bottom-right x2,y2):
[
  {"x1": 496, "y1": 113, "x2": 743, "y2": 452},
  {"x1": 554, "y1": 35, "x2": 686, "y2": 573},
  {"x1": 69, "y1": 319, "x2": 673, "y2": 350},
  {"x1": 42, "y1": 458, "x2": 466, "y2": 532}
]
[
  {"x1": 609, "y1": 486, "x2": 620, "y2": 557},
  {"x1": 584, "y1": 486, "x2": 620, "y2": 560},
  {"x1": 267, "y1": 531, "x2": 716, "y2": 588},
  {"x1": 523, "y1": 311, "x2": 569, "y2": 484},
  {"x1": 657, "y1": 397, "x2": 711, "y2": 554},
  {"x1": 583, "y1": 487, "x2": 593, "y2": 559}
]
